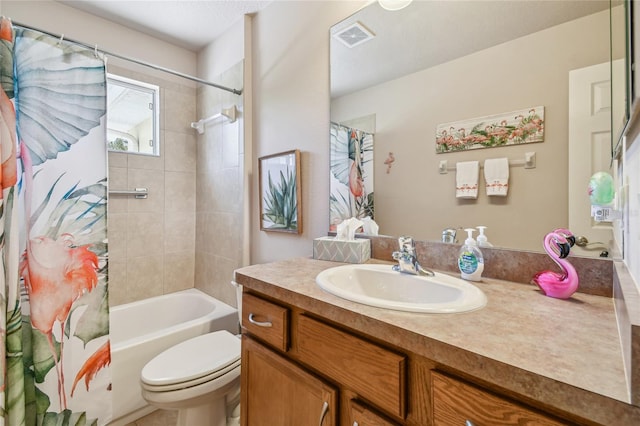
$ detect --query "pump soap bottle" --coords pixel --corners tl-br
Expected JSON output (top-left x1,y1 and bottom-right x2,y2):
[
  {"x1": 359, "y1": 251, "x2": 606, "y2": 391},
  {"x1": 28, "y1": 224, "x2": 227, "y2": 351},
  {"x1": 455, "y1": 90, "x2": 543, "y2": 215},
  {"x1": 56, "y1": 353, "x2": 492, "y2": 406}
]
[
  {"x1": 458, "y1": 228, "x2": 484, "y2": 281},
  {"x1": 476, "y1": 226, "x2": 493, "y2": 247}
]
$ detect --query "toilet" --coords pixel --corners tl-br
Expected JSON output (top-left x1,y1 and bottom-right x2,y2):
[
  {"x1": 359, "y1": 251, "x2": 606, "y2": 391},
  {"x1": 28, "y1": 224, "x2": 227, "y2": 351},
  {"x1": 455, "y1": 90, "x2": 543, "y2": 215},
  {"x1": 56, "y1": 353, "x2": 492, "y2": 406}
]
[
  {"x1": 141, "y1": 283, "x2": 244, "y2": 426},
  {"x1": 140, "y1": 330, "x2": 241, "y2": 426}
]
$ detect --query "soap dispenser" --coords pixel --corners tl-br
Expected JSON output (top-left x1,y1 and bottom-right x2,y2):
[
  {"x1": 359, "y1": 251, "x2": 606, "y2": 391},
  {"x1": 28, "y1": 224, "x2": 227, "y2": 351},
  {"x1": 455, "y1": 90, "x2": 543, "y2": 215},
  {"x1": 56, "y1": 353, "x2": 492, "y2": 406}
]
[
  {"x1": 476, "y1": 226, "x2": 493, "y2": 247},
  {"x1": 458, "y1": 228, "x2": 484, "y2": 281}
]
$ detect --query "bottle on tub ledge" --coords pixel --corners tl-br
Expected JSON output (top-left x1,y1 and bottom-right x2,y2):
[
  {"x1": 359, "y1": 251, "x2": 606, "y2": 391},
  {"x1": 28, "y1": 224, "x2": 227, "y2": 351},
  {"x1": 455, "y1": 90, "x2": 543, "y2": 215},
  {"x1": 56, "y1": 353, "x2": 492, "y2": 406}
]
[{"x1": 457, "y1": 228, "x2": 484, "y2": 281}]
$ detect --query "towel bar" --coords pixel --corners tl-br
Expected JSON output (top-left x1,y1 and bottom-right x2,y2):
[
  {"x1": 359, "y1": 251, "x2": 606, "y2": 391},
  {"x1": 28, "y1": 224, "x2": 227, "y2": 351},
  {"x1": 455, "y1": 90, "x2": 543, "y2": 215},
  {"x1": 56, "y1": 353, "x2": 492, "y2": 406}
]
[
  {"x1": 438, "y1": 152, "x2": 536, "y2": 174},
  {"x1": 108, "y1": 188, "x2": 148, "y2": 199}
]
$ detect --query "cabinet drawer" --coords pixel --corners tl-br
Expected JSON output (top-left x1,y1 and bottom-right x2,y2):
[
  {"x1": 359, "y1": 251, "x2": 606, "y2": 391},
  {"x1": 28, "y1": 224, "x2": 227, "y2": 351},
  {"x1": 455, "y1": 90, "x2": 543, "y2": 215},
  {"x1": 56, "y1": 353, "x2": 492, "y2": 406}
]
[
  {"x1": 296, "y1": 314, "x2": 406, "y2": 419},
  {"x1": 242, "y1": 293, "x2": 289, "y2": 352},
  {"x1": 349, "y1": 400, "x2": 401, "y2": 426},
  {"x1": 432, "y1": 371, "x2": 566, "y2": 425}
]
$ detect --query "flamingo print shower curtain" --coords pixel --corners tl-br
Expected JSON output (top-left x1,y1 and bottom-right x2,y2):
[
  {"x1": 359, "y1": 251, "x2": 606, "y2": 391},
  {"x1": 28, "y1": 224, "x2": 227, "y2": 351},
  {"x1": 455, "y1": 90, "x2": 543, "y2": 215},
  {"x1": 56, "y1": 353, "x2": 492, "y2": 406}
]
[
  {"x1": 0, "y1": 20, "x2": 111, "y2": 425},
  {"x1": 329, "y1": 122, "x2": 374, "y2": 231}
]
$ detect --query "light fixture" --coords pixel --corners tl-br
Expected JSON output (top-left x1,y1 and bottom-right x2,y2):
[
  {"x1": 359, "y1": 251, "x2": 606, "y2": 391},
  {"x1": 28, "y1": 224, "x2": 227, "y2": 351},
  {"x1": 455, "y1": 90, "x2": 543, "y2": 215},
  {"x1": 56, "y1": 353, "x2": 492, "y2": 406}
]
[{"x1": 378, "y1": 0, "x2": 413, "y2": 11}]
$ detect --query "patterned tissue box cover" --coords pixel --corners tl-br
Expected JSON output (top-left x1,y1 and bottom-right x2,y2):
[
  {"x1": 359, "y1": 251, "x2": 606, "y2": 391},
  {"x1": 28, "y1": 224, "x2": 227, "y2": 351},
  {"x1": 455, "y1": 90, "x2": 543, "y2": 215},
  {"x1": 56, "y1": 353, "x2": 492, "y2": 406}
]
[{"x1": 313, "y1": 237, "x2": 371, "y2": 264}]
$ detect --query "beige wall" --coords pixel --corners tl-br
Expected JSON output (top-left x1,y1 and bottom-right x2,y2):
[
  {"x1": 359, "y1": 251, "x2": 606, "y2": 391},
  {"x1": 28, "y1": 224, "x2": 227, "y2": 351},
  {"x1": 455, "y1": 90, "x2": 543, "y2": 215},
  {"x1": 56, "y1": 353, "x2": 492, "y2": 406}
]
[
  {"x1": 331, "y1": 10, "x2": 610, "y2": 252},
  {"x1": 248, "y1": 0, "x2": 638, "y2": 289},
  {"x1": 0, "y1": 0, "x2": 196, "y2": 77},
  {"x1": 250, "y1": 0, "x2": 366, "y2": 264}
]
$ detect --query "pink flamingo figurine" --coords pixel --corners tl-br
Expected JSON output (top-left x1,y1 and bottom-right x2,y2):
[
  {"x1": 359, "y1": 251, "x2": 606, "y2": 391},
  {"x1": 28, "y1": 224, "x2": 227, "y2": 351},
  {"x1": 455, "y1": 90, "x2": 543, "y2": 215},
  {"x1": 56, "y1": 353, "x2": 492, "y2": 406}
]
[
  {"x1": 552, "y1": 227, "x2": 576, "y2": 249},
  {"x1": 532, "y1": 230, "x2": 579, "y2": 299}
]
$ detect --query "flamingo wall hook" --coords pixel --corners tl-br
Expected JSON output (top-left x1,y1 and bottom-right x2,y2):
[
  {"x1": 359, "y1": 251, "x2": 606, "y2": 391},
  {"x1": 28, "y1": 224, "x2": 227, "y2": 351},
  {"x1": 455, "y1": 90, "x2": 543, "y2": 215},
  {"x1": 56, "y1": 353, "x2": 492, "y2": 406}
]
[{"x1": 531, "y1": 229, "x2": 579, "y2": 299}]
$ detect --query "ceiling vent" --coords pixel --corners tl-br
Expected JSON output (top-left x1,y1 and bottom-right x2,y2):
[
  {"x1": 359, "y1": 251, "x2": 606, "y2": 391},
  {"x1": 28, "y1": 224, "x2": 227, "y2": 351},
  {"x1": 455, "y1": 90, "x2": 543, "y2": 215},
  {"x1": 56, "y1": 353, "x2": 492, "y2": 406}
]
[{"x1": 332, "y1": 22, "x2": 375, "y2": 48}]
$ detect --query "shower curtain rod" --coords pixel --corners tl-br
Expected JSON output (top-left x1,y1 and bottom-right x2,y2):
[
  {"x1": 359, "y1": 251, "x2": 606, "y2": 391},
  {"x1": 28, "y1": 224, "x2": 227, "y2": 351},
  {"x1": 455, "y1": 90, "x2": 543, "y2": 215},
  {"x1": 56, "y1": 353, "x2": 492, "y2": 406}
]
[{"x1": 11, "y1": 20, "x2": 243, "y2": 96}]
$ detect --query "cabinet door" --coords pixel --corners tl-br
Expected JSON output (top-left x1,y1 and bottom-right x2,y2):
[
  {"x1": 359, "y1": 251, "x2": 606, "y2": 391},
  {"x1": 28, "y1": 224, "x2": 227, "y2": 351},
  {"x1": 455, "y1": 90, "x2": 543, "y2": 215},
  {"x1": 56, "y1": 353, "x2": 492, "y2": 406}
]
[
  {"x1": 349, "y1": 400, "x2": 401, "y2": 426},
  {"x1": 242, "y1": 336, "x2": 337, "y2": 426},
  {"x1": 432, "y1": 372, "x2": 566, "y2": 426}
]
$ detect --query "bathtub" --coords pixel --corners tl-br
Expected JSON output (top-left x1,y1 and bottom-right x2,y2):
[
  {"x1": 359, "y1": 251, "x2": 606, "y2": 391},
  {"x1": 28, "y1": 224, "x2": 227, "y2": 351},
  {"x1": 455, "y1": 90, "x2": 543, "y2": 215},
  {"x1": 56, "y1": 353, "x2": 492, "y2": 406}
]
[{"x1": 108, "y1": 289, "x2": 239, "y2": 426}]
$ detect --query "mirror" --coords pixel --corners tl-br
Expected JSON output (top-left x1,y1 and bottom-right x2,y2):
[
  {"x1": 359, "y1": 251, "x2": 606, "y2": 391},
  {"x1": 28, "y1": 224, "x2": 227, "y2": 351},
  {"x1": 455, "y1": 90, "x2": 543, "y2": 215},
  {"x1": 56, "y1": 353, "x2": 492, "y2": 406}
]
[
  {"x1": 107, "y1": 74, "x2": 160, "y2": 156},
  {"x1": 330, "y1": 0, "x2": 626, "y2": 256},
  {"x1": 612, "y1": 1, "x2": 631, "y2": 155}
]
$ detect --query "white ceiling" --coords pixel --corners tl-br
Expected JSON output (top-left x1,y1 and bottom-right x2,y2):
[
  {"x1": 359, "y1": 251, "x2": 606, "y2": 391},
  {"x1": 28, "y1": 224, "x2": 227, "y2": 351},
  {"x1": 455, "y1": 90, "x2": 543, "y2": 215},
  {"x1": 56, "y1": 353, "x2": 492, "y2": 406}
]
[
  {"x1": 331, "y1": 0, "x2": 612, "y2": 97},
  {"x1": 57, "y1": 0, "x2": 273, "y2": 51},
  {"x1": 56, "y1": 0, "x2": 614, "y2": 97}
]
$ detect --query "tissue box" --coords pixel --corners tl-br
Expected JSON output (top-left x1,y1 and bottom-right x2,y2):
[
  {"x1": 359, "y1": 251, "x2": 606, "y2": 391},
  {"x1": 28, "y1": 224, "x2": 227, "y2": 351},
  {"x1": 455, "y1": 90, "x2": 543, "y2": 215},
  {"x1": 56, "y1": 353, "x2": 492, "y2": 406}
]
[{"x1": 313, "y1": 237, "x2": 371, "y2": 264}]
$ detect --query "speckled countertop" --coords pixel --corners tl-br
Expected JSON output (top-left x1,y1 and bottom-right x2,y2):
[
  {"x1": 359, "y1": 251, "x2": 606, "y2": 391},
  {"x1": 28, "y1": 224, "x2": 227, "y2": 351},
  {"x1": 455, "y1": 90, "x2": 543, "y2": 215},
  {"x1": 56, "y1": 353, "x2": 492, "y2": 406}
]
[{"x1": 235, "y1": 257, "x2": 640, "y2": 425}]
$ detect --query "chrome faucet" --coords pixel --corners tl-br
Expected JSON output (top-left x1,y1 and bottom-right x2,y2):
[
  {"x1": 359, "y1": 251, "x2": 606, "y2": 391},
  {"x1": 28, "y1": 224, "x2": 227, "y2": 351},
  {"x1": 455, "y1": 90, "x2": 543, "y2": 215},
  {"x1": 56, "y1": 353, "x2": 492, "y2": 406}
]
[
  {"x1": 391, "y1": 236, "x2": 435, "y2": 276},
  {"x1": 442, "y1": 227, "x2": 458, "y2": 243}
]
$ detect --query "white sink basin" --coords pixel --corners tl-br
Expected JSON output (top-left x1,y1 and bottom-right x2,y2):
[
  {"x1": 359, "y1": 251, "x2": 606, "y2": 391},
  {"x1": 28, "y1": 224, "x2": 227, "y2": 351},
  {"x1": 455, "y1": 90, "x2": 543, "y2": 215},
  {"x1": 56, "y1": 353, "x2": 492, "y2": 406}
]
[{"x1": 315, "y1": 264, "x2": 486, "y2": 313}]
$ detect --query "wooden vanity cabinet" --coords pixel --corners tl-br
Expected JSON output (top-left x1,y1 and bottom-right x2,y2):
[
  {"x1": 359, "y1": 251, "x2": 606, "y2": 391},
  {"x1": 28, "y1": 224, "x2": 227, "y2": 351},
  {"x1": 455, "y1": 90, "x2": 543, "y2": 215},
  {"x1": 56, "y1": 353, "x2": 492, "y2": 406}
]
[
  {"x1": 241, "y1": 290, "x2": 413, "y2": 426},
  {"x1": 240, "y1": 290, "x2": 574, "y2": 426},
  {"x1": 240, "y1": 294, "x2": 337, "y2": 425}
]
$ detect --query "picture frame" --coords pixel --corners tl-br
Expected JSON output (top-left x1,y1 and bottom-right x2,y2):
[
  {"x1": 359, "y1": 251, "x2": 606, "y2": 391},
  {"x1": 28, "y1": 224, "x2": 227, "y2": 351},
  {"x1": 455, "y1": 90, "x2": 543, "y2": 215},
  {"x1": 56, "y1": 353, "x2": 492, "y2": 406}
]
[
  {"x1": 436, "y1": 106, "x2": 544, "y2": 153},
  {"x1": 259, "y1": 149, "x2": 302, "y2": 234}
]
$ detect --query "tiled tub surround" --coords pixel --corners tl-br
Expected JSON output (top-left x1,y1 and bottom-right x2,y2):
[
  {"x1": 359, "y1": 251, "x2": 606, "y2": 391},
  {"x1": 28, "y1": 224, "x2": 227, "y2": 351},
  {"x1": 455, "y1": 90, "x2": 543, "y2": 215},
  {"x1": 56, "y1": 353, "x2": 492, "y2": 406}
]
[
  {"x1": 107, "y1": 60, "x2": 244, "y2": 308},
  {"x1": 108, "y1": 64, "x2": 197, "y2": 306},
  {"x1": 194, "y1": 61, "x2": 244, "y2": 308},
  {"x1": 235, "y1": 243, "x2": 640, "y2": 424}
]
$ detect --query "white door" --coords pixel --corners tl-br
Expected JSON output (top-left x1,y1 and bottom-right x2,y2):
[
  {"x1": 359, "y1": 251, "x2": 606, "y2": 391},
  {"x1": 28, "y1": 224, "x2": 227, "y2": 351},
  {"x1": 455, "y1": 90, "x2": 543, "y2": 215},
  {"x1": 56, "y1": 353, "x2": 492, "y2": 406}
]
[{"x1": 568, "y1": 60, "x2": 623, "y2": 257}]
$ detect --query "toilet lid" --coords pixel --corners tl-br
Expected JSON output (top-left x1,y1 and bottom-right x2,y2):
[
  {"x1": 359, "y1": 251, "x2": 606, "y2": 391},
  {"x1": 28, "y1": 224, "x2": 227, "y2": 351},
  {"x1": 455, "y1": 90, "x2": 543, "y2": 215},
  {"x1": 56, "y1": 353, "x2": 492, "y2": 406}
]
[{"x1": 141, "y1": 330, "x2": 241, "y2": 387}]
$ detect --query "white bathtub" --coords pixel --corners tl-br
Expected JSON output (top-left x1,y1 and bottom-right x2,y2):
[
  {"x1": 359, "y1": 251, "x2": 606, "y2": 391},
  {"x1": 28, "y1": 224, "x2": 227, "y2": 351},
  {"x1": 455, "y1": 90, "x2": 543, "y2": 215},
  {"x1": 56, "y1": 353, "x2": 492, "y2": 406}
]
[{"x1": 108, "y1": 289, "x2": 239, "y2": 426}]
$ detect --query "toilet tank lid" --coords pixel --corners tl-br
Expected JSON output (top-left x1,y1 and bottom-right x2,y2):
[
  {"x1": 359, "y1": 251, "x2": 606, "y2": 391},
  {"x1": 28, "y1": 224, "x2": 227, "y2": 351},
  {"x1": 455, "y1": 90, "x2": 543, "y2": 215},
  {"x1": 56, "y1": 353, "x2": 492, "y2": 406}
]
[{"x1": 141, "y1": 330, "x2": 240, "y2": 386}]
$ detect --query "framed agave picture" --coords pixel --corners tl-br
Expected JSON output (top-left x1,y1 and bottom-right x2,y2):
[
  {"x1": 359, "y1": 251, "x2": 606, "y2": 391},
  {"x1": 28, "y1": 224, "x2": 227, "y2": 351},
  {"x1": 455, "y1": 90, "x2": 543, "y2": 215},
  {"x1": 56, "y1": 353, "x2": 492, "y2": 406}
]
[{"x1": 259, "y1": 149, "x2": 302, "y2": 234}]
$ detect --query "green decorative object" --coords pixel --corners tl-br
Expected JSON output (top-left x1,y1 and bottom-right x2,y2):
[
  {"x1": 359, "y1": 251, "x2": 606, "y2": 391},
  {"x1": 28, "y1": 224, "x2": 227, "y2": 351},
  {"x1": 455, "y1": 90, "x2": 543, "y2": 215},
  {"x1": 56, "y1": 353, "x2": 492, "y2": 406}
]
[{"x1": 588, "y1": 172, "x2": 615, "y2": 205}]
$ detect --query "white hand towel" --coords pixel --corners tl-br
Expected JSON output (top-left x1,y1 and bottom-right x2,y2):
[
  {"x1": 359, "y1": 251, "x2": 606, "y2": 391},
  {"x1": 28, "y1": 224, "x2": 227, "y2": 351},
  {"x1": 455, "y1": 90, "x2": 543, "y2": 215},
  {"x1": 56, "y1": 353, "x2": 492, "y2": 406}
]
[
  {"x1": 456, "y1": 161, "x2": 479, "y2": 199},
  {"x1": 484, "y1": 157, "x2": 509, "y2": 196}
]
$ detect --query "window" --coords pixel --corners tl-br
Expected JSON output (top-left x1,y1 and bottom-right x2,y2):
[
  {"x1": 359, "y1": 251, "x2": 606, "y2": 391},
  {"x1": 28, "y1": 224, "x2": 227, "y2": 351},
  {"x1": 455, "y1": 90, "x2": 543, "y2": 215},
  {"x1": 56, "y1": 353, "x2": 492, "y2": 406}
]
[{"x1": 107, "y1": 74, "x2": 160, "y2": 156}]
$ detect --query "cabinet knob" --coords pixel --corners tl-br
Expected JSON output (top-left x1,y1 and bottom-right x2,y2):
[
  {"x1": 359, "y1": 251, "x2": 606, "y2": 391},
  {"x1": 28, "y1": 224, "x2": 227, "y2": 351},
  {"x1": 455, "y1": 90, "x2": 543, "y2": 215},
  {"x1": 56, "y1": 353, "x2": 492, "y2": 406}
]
[
  {"x1": 319, "y1": 401, "x2": 329, "y2": 426},
  {"x1": 465, "y1": 421, "x2": 475, "y2": 426},
  {"x1": 248, "y1": 313, "x2": 273, "y2": 327}
]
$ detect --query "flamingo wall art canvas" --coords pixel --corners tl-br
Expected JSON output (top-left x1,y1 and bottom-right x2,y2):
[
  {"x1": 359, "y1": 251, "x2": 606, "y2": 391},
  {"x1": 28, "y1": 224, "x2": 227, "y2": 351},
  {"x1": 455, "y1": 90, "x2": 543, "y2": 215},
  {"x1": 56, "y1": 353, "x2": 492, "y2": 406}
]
[
  {"x1": 436, "y1": 106, "x2": 545, "y2": 153},
  {"x1": 0, "y1": 20, "x2": 112, "y2": 426}
]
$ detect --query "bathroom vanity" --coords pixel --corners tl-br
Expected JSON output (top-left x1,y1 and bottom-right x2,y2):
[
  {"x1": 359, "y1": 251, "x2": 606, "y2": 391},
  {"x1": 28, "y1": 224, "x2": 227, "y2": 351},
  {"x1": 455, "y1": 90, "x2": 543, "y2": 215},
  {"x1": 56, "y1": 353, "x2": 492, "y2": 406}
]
[{"x1": 236, "y1": 256, "x2": 640, "y2": 425}]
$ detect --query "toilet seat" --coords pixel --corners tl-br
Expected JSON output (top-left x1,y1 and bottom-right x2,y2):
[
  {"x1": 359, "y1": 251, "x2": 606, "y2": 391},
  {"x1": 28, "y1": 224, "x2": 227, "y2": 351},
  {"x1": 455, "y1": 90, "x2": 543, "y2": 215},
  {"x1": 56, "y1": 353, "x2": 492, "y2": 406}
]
[{"x1": 141, "y1": 330, "x2": 241, "y2": 392}]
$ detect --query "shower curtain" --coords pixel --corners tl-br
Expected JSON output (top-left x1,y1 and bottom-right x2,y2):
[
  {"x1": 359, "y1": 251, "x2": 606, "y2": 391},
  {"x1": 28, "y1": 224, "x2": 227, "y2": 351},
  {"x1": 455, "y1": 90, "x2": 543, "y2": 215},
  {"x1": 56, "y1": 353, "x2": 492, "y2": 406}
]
[
  {"x1": 0, "y1": 19, "x2": 111, "y2": 426},
  {"x1": 329, "y1": 122, "x2": 374, "y2": 231}
]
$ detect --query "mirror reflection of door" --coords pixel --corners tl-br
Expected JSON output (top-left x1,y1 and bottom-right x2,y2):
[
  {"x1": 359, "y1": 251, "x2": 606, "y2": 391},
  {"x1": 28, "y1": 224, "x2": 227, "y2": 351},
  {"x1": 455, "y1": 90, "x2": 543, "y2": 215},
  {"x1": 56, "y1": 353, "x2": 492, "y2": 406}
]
[
  {"x1": 107, "y1": 74, "x2": 160, "y2": 156},
  {"x1": 568, "y1": 60, "x2": 624, "y2": 258}
]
